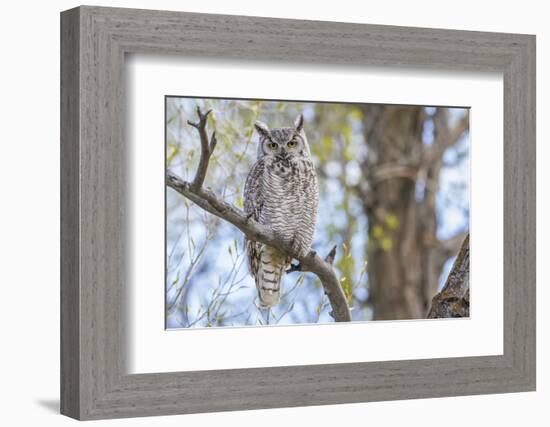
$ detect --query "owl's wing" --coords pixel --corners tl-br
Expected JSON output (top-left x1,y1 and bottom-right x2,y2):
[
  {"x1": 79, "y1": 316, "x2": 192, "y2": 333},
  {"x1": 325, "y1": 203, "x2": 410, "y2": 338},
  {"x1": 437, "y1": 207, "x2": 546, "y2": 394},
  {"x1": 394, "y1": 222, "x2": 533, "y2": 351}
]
[
  {"x1": 243, "y1": 160, "x2": 265, "y2": 280},
  {"x1": 243, "y1": 159, "x2": 265, "y2": 221}
]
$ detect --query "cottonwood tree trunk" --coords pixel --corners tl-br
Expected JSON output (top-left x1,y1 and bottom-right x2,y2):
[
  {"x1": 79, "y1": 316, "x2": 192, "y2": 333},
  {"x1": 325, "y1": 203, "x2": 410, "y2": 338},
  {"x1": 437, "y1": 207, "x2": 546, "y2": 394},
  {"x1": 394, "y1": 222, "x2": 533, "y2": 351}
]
[{"x1": 358, "y1": 106, "x2": 468, "y2": 320}]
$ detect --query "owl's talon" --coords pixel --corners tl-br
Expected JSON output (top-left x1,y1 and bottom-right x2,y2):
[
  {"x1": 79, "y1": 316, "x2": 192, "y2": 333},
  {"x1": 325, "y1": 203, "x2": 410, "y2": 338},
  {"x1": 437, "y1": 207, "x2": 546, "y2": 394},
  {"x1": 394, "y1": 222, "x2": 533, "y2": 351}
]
[{"x1": 286, "y1": 263, "x2": 301, "y2": 274}]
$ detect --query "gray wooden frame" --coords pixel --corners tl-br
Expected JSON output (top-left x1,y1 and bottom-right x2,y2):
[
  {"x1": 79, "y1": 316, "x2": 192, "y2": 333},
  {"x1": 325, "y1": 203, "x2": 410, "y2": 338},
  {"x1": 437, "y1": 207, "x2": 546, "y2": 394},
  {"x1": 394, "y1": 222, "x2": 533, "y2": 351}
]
[{"x1": 60, "y1": 5, "x2": 536, "y2": 420}]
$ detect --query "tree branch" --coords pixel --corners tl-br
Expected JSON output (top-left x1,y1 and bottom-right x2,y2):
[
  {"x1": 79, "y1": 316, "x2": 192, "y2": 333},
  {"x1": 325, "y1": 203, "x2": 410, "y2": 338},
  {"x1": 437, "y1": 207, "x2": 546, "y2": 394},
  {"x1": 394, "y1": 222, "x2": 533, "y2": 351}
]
[
  {"x1": 437, "y1": 231, "x2": 469, "y2": 260},
  {"x1": 447, "y1": 113, "x2": 469, "y2": 148},
  {"x1": 427, "y1": 234, "x2": 470, "y2": 318},
  {"x1": 167, "y1": 107, "x2": 352, "y2": 322},
  {"x1": 370, "y1": 162, "x2": 418, "y2": 183},
  {"x1": 425, "y1": 111, "x2": 470, "y2": 164}
]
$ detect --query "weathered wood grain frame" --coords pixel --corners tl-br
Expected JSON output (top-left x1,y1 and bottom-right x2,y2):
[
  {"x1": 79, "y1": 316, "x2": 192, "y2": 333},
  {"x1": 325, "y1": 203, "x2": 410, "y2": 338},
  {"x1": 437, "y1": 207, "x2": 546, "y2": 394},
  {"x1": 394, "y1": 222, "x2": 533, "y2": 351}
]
[{"x1": 60, "y1": 5, "x2": 536, "y2": 420}]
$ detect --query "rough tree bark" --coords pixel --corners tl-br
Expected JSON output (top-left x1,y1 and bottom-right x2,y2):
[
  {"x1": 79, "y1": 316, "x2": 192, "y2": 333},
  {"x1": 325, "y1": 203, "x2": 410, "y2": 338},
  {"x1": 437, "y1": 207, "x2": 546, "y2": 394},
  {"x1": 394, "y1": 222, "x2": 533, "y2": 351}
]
[
  {"x1": 357, "y1": 106, "x2": 469, "y2": 320},
  {"x1": 428, "y1": 234, "x2": 470, "y2": 318},
  {"x1": 167, "y1": 107, "x2": 352, "y2": 322}
]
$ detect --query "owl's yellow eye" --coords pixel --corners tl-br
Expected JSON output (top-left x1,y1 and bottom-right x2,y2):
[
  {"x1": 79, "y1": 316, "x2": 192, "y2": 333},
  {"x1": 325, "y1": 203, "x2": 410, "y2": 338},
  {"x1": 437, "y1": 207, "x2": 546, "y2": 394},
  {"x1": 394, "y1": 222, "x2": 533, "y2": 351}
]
[
  {"x1": 268, "y1": 142, "x2": 278, "y2": 150},
  {"x1": 287, "y1": 140, "x2": 297, "y2": 148}
]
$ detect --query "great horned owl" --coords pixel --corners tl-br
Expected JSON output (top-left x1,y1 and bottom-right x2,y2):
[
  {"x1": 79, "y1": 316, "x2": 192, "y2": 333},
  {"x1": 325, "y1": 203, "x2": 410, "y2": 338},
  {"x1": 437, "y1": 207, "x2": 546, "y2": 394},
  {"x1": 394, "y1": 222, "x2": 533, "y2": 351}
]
[{"x1": 244, "y1": 114, "x2": 319, "y2": 308}]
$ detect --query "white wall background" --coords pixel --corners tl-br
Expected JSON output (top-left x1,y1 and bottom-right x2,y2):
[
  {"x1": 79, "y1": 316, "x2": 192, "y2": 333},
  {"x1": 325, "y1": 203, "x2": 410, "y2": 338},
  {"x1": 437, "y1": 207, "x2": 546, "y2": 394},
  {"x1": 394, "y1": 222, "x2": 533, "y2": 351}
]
[{"x1": 0, "y1": 0, "x2": 546, "y2": 425}]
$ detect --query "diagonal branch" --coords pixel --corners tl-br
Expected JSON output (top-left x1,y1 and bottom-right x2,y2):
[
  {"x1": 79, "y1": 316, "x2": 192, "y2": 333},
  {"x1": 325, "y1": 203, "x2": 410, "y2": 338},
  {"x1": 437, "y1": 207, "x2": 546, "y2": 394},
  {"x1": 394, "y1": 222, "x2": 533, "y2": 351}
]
[{"x1": 167, "y1": 107, "x2": 351, "y2": 322}]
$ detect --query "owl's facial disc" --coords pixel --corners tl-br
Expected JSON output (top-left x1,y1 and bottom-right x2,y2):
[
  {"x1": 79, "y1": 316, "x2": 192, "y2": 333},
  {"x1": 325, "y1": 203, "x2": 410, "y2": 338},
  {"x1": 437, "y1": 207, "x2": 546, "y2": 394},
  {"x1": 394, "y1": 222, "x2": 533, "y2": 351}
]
[
  {"x1": 256, "y1": 116, "x2": 309, "y2": 160},
  {"x1": 267, "y1": 128, "x2": 304, "y2": 160}
]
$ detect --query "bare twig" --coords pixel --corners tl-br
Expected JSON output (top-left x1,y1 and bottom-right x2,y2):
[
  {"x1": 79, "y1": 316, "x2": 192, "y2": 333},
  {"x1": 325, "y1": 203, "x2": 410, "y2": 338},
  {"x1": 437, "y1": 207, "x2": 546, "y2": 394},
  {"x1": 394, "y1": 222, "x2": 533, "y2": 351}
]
[
  {"x1": 324, "y1": 245, "x2": 337, "y2": 265},
  {"x1": 187, "y1": 106, "x2": 217, "y2": 191},
  {"x1": 167, "y1": 107, "x2": 351, "y2": 322},
  {"x1": 167, "y1": 235, "x2": 209, "y2": 313}
]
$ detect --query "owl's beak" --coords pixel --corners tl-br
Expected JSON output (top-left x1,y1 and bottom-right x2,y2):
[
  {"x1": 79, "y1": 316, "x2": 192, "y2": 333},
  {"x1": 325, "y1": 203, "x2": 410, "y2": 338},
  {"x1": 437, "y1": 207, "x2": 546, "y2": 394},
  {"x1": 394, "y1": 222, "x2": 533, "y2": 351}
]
[{"x1": 277, "y1": 150, "x2": 289, "y2": 160}]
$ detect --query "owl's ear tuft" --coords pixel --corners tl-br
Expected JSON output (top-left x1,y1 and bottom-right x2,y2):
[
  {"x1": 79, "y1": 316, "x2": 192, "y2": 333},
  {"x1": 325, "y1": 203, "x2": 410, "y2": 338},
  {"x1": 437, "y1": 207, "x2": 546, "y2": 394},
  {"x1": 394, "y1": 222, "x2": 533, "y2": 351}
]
[
  {"x1": 254, "y1": 120, "x2": 270, "y2": 138},
  {"x1": 294, "y1": 114, "x2": 304, "y2": 132}
]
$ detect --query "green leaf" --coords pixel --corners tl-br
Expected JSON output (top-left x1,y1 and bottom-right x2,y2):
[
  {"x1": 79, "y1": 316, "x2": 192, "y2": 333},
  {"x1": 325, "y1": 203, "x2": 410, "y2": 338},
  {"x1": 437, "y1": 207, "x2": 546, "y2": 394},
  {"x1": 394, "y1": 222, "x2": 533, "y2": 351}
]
[
  {"x1": 380, "y1": 237, "x2": 393, "y2": 252},
  {"x1": 350, "y1": 109, "x2": 363, "y2": 121},
  {"x1": 166, "y1": 145, "x2": 180, "y2": 165},
  {"x1": 385, "y1": 213, "x2": 399, "y2": 230},
  {"x1": 372, "y1": 225, "x2": 384, "y2": 239}
]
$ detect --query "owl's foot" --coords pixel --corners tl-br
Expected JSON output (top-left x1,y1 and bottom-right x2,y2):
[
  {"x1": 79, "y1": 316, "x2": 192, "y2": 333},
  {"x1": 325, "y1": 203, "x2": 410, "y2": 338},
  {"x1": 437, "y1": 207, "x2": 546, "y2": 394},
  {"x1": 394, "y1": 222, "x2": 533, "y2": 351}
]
[{"x1": 286, "y1": 263, "x2": 302, "y2": 274}]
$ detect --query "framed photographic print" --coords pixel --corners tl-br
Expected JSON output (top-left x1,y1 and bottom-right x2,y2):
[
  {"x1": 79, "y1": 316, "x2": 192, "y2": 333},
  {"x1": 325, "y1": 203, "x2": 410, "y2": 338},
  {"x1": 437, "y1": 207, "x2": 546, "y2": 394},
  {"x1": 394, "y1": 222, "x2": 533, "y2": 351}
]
[
  {"x1": 61, "y1": 5, "x2": 536, "y2": 420},
  {"x1": 164, "y1": 96, "x2": 469, "y2": 329}
]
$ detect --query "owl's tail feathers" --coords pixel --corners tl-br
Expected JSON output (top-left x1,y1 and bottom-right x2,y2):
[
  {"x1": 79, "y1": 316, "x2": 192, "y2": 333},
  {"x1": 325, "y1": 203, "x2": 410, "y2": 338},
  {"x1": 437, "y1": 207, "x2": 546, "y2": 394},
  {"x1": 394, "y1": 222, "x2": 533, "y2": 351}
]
[{"x1": 256, "y1": 247, "x2": 287, "y2": 308}]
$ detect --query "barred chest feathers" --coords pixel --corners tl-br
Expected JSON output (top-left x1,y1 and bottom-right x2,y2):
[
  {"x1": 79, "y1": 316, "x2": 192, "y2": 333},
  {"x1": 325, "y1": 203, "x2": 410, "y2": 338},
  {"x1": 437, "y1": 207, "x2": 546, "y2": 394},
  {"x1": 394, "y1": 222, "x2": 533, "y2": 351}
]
[{"x1": 259, "y1": 156, "x2": 318, "y2": 257}]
